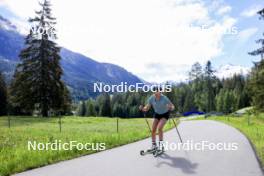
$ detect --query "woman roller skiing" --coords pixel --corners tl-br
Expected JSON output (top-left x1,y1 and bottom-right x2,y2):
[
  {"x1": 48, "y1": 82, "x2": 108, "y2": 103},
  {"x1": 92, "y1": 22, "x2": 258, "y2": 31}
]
[{"x1": 140, "y1": 86, "x2": 175, "y2": 152}]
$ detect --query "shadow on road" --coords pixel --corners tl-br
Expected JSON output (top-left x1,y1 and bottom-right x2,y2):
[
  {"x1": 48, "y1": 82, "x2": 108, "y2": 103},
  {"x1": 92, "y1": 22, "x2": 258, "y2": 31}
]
[{"x1": 156, "y1": 153, "x2": 198, "y2": 174}]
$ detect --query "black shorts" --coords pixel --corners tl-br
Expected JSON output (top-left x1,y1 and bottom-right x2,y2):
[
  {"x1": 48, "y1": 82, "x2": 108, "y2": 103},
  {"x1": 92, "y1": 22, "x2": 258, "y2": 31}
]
[{"x1": 154, "y1": 111, "x2": 170, "y2": 120}]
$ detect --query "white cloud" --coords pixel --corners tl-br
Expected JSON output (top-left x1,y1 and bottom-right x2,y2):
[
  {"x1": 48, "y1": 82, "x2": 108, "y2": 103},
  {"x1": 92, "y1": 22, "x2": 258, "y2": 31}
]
[
  {"x1": 1, "y1": 0, "x2": 237, "y2": 83},
  {"x1": 216, "y1": 5, "x2": 232, "y2": 16},
  {"x1": 0, "y1": 0, "x2": 6, "y2": 6},
  {"x1": 238, "y1": 27, "x2": 258, "y2": 43},
  {"x1": 215, "y1": 64, "x2": 250, "y2": 79},
  {"x1": 241, "y1": 5, "x2": 262, "y2": 18},
  {"x1": 143, "y1": 63, "x2": 190, "y2": 83}
]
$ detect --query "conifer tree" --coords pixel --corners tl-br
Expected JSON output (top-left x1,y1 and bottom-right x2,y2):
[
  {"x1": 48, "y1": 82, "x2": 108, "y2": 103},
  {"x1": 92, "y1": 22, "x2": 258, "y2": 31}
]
[
  {"x1": 100, "y1": 93, "x2": 112, "y2": 117},
  {"x1": 249, "y1": 8, "x2": 264, "y2": 111},
  {"x1": 204, "y1": 61, "x2": 216, "y2": 112},
  {"x1": 86, "y1": 99, "x2": 96, "y2": 116},
  {"x1": 10, "y1": 0, "x2": 70, "y2": 117},
  {"x1": 78, "y1": 101, "x2": 86, "y2": 116}
]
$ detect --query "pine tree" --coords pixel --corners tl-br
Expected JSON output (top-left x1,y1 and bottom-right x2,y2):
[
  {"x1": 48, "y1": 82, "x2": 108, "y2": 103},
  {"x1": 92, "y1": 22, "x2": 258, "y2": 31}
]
[
  {"x1": 60, "y1": 86, "x2": 72, "y2": 115},
  {"x1": 248, "y1": 8, "x2": 264, "y2": 111},
  {"x1": 77, "y1": 101, "x2": 86, "y2": 116},
  {"x1": 249, "y1": 8, "x2": 264, "y2": 59},
  {"x1": 249, "y1": 61, "x2": 264, "y2": 111},
  {"x1": 183, "y1": 89, "x2": 194, "y2": 112},
  {"x1": 100, "y1": 93, "x2": 112, "y2": 117},
  {"x1": 174, "y1": 85, "x2": 187, "y2": 113},
  {"x1": 10, "y1": 0, "x2": 70, "y2": 117},
  {"x1": 204, "y1": 61, "x2": 216, "y2": 112},
  {"x1": 113, "y1": 103, "x2": 123, "y2": 117},
  {"x1": 163, "y1": 82, "x2": 176, "y2": 106},
  {"x1": 189, "y1": 62, "x2": 204, "y2": 111},
  {"x1": 0, "y1": 71, "x2": 7, "y2": 115},
  {"x1": 215, "y1": 89, "x2": 225, "y2": 112},
  {"x1": 258, "y1": 8, "x2": 264, "y2": 17},
  {"x1": 86, "y1": 99, "x2": 96, "y2": 117},
  {"x1": 189, "y1": 62, "x2": 203, "y2": 82},
  {"x1": 223, "y1": 90, "x2": 231, "y2": 114}
]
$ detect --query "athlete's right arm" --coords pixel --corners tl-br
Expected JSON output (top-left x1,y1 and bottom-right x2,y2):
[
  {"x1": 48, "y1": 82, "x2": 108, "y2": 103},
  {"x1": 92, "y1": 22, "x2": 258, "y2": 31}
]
[
  {"x1": 142, "y1": 104, "x2": 151, "y2": 112},
  {"x1": 139, "y1": 96, "x2": 152, "y2": 112},
  {"x1": 143, "y1": 95, "x2": 153, "y2": 112}
]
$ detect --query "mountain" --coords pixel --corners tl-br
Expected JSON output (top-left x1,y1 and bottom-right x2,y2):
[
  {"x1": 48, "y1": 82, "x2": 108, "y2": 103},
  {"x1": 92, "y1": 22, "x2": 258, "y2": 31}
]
[
  {"x1": 0, "y1": 15, "x2": 18, "y2": 32},
  {"x1": 215, "y1": 64, "x2": 250, "y2": 79},
  {"x1": 0, "y1": 15, "x2": 142, "y2": 100}
]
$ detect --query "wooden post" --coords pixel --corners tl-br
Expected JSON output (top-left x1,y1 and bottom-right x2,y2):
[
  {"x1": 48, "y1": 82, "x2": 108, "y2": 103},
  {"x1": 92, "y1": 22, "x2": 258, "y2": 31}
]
[
  {"x1": 247, "y1": 115, "x2": 250, "y2": 126},
  {"x1": 59, "y1": 112, "x2": 62, "y2": 132}
]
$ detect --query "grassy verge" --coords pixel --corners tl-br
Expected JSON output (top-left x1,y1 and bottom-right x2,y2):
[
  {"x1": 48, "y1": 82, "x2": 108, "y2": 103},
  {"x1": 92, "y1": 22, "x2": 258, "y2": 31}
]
[
  {"x1": 197, "y1": 114, "x2": 264, "y2": 168},
  {"x1": 0, "y1": 116, "x2": 176, "y2": 176}
]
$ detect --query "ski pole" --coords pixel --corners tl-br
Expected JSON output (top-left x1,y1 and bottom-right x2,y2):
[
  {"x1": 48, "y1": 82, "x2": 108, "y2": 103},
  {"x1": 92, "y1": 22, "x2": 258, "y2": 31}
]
[
  {"x1": 139, "y1": 105, "x2": 152, "y2": 134},
  {"x1": 144, "y1": 112, "x2": 152, "y2": 134},
  {"x1": 172, "y1": 118, "x2": 183, "y2": 143}
]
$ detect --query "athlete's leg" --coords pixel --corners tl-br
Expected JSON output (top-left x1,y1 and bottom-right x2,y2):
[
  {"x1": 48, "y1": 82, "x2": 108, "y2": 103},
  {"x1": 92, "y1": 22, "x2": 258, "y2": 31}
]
[
  {"x1": 152, "y1": 118, "x2": 159, "y2": 144},
  {"x1": 157, "y1": 118, "x2": 167, "y2": 141}
]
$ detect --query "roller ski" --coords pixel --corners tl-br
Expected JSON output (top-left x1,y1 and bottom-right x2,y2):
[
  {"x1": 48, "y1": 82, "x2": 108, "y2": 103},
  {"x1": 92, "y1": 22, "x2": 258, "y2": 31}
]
[
  {"x1": 140, "y1": 143, "x2": 158, "y2": 156},
  {"x1": 153, "y1": 141, "x2": 165, "y2": 157},
  {"x1": 140, "y1": 142, "x2": 165, "y2": 157}
]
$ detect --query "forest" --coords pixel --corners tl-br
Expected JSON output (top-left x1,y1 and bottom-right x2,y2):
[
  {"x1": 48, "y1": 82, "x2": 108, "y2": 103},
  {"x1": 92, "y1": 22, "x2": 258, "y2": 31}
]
[{"x1": 76, "y1": 60, "x2": 254, "y2": 118}]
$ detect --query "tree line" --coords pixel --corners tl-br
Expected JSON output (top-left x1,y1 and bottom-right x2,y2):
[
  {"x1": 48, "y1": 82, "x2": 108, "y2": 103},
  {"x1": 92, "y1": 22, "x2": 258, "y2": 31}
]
[{"x1": 76, "y1": 61, "x2": 252, "y2": 117}]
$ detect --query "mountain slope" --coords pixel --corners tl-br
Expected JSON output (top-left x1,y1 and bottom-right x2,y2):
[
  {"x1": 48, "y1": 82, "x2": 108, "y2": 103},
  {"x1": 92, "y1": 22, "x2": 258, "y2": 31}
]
[{"x1": 0, "y1": 15, "x2": 142, "y2": 100}]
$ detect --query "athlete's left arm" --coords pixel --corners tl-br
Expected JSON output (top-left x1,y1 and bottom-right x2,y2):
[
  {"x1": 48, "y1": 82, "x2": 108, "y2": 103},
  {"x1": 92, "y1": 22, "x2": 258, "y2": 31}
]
[
  {"x1": 165, "y1": 96, "x2": 175, "y2": 111},
  {"x1": 167, "y1": 103, "x2": 175, "y2": 111}
]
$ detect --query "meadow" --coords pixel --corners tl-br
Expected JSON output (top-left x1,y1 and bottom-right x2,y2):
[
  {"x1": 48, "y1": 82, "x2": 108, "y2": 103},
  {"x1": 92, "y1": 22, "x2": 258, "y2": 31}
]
[{"x1": 0, "y1": 116, "x2": 176, "y2": 176}]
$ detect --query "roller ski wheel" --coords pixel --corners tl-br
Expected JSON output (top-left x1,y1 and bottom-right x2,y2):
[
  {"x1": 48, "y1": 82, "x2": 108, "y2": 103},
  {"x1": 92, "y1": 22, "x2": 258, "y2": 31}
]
[
  {"x1": 140, "y1": 147, "x2": 157, "y2": 156},
  {"x1": 153, "y1": 149, "x2": 165, "y2": 157},
  {"x1": 153, "y1": 144, "x2": 165, "y2": 157}
]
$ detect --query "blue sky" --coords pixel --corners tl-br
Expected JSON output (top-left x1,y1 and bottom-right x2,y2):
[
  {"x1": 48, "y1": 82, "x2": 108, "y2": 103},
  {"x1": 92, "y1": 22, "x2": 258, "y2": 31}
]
[
  {"x1": 210, "y1": 0, "x2": 264, "y2": 67},
  {"x1": 0, "y1": 0, "x2": 263, "y2": 82}
]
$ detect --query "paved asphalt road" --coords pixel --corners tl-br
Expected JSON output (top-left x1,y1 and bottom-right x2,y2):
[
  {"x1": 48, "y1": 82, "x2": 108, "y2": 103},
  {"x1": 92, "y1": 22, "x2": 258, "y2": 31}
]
[{"x1": 15, "y1": 120, "x2": 263, "y2": 176}]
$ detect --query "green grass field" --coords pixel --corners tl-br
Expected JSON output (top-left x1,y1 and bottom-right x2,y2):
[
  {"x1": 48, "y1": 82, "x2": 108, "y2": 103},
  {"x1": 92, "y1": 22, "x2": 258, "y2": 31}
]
[
  {"x1": 0, "y1": 116, "x2": 176, "y2": 176},
  {"x1": 200, "y1": 114, "x2": 264, "y2": 167}
]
